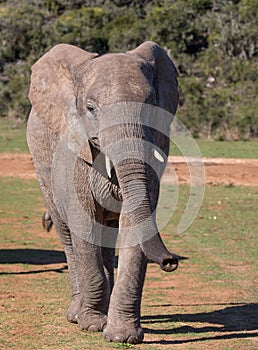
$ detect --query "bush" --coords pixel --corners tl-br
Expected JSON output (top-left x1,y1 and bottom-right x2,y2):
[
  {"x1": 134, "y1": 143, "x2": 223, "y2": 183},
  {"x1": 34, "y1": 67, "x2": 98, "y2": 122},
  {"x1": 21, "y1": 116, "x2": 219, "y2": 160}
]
[{"x1": 0, "y1": 0, "x2": 257, "y2": 139}]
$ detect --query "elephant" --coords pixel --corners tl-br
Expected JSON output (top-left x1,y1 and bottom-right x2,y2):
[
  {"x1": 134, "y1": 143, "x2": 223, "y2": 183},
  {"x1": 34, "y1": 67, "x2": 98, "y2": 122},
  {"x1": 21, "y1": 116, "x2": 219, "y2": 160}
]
[{"x1": 26, "y1": 41, "x2": 179, "y2": 344}]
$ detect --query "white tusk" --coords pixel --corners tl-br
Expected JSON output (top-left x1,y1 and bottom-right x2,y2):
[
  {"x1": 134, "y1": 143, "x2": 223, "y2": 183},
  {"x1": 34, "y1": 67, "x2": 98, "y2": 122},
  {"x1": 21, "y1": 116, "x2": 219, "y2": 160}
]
[
  {"x1": 105, "y1": 155, "x2": 112, "y2": 178},
  {"x1": 153, "y1": 148, "x2": 164, "y2": 163}
]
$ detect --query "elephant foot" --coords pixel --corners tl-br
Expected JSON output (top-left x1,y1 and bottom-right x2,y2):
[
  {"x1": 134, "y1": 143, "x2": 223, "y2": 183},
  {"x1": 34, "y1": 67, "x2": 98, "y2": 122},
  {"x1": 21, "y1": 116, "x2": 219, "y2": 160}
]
[
  {"x1": 103, "y1": 323, "x2": 144, "y2": 344},
  {"x1": 66, "y1": 294, "x2": 81, "y2": 323},
  {"x1": 77, "y1": 310, "x2": 107, "y2": 332}
]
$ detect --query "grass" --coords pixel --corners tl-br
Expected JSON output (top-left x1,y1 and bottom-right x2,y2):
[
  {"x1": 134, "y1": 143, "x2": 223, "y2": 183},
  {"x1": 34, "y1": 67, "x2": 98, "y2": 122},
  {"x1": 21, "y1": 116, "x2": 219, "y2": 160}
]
[
  {"x1": 170, "y1": 139, "x2": 258, "y2": 159},
  {"x1": 0, "y1": 117, "x2": 258, "y2": 158},
  {"x1": 195, "y1": 139, "x2": 258, "y2": 159},
  {"x1": 0, "y1": 119, "x2": 28, "y2": 153},
  {"x1": 0, "y1": 177, "x2": 257, "y2": 349}
]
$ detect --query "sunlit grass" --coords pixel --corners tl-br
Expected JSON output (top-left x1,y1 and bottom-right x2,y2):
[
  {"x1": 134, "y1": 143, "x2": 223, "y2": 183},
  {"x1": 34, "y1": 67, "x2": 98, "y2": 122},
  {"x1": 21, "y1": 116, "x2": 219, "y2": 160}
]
[
  {"x1": 170, "y1": 139, "x2": 258, "y2": 159},
  {"x1": 1, "y1": 118, "x2": 258, "y2": 158},
  {"x1": 0, "y1": 119, "x2": 28, "y2": 153},
  {"x1": 0, "y1": 178, "x2": 257, "y2": 349}
]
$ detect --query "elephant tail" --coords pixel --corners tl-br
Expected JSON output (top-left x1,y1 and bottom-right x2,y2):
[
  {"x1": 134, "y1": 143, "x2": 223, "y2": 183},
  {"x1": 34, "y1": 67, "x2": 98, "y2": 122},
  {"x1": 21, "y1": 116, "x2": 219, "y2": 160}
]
[{"x1": 42, "y1": 211, "x2": 53, "y2": 232}]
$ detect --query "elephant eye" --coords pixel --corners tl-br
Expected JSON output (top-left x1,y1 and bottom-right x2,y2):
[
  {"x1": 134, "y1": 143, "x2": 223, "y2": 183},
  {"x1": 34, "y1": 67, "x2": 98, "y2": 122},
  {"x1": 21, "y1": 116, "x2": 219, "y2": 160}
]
[{"x1": 86, "y1": 101, "x2": 98, "y2": 117}]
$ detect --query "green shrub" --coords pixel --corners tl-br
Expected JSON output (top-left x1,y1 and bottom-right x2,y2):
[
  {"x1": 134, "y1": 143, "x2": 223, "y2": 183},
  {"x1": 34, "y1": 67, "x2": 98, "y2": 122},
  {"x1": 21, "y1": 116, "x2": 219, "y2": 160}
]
[{"x1": 0, "y1": 0, "x2": 257, "y2": 139}]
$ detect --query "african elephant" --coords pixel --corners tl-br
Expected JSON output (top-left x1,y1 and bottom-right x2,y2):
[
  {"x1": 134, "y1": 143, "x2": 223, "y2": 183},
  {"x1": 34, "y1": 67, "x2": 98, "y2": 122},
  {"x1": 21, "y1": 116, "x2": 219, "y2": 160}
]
[{"x1": 27, "y1": 41, "x2": 179, "y2": 344}]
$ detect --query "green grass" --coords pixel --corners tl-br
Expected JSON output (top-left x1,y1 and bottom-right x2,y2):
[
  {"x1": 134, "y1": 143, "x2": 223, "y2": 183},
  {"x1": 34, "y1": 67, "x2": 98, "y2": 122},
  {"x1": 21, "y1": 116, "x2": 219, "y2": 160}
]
[
  {"x1": 0, "y1": 177, "x2": 42, "y2": 216},
  {"x1": 163, "y1": 184, "x2": 258, "y2": 266},
  {"x1": 0, "y1": 177, "x2": 257, "y2": 349},
  {"x1": 0, "y1": 178, "x2": 58, "y2": 250},
  {"x1": 194, "y1": 139, "x2": 258, "y2": 159},
  {"x1": 170, "y1": 139, "x2": 258, "y2": 159},
  {"x1": 0, "y1": 117, "x2": 258, "y2": 158},
  {"x1": 0, "y1": 118, "x2": 28, "y2": 153}
]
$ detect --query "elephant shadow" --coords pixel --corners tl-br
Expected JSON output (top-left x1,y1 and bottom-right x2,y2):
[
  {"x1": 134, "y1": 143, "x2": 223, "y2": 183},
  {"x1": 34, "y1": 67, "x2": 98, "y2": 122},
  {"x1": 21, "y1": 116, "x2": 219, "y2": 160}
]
[
  {"x1": 0, "y1": 249, "x2": 119, "y2": 274},
  {"x1": 142, "y1": 303, "x2": 258, "y2": 345},
  {"x1": 0, "y1": 248, "x2": 67, "y2": 274}
]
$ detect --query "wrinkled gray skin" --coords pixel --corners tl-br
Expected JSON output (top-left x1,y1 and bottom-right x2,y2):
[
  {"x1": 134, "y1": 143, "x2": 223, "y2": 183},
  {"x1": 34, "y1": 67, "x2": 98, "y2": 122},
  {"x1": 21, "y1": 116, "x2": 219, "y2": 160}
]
[{"x1": 27, "y1": 41, "x2": 179, "y2": 344}]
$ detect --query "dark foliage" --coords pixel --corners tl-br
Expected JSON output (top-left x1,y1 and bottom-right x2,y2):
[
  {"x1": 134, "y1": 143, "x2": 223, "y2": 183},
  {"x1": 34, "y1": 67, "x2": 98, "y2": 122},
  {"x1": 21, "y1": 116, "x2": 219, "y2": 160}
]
[{"x1": 0, "y1": 0, "x2": 257, "y2": 139}]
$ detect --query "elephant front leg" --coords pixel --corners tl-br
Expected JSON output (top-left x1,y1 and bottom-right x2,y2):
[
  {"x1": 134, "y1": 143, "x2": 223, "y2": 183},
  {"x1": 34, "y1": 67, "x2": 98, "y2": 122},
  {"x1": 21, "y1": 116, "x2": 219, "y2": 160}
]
[
  {"x1": 72, "y1": 234, "x2": 110, "y2": 331},
  {"x1": 103, "y1": 245, "x2": 147, "y2": 344}
]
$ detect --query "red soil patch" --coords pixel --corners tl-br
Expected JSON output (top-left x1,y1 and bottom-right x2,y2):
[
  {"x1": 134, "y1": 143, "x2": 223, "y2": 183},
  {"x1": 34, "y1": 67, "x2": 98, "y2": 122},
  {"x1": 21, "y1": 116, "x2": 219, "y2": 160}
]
[{"x1": 1, "y1": 153, "x2": 257, "y2": 186}]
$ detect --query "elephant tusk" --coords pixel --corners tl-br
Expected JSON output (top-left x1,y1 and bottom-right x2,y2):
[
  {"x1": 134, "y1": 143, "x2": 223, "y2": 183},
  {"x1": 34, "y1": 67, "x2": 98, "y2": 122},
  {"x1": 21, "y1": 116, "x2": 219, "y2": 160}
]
[
  {"x1": 105, "y1": 154, "x2": 112, "y2": 178},
  {"x1": 153, "y1": 148, "x2": 164, "y2": 163}
]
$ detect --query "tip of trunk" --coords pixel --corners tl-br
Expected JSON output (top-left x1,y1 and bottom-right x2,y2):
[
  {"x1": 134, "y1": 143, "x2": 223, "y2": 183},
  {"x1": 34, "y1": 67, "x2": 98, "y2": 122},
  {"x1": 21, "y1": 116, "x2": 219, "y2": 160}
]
[
  {"x1": 140, "y1": 234, "x2": 188, "y2": 273},
  {"x1": 160, "y1": 257, "x2": 178, "y2": 272},
  {"x1": 148, "y1": 252, "x2": 188, "y2": 272}
]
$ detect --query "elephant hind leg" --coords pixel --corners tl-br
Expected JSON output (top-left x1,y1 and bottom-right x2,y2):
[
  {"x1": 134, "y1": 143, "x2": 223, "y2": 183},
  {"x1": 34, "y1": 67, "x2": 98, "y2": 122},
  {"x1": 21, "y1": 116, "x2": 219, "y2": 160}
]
[
  {"x1": 102, "y1": 247, "x2": 115, "y2": 294},
  {"x1": 101, "y1": 218, "x2": 119, "y2": 295},
  {"x1": 52, "y1": 215, "x2": 81, "y2": 324}
]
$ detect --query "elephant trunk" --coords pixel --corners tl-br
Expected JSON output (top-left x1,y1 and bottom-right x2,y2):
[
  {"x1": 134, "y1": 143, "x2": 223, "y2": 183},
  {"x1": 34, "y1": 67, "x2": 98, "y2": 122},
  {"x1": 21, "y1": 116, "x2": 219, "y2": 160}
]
[
  {"x1": 140, "y1": 234, "x2": 178, "y2": 272},
  {"x1": 99, "y1": 103, "x2": 178, "y2": 272},
  {"x1": 113, "y1": 157, "x2": 178, "y2": 273}
]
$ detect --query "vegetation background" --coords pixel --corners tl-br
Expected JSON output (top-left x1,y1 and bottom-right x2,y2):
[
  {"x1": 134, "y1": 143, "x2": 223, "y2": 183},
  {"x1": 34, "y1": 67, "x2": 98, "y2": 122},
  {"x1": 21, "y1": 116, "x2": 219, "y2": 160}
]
[{"x1": 0, "y1": 0, "x2": 257, "y2": 140}]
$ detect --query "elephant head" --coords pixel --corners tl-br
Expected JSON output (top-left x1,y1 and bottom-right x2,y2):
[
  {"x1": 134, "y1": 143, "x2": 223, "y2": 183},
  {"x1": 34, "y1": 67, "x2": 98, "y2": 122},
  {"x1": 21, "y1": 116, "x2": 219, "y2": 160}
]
[{"x1": 29, "y1": 41, "x2": 179, "y2": 272}]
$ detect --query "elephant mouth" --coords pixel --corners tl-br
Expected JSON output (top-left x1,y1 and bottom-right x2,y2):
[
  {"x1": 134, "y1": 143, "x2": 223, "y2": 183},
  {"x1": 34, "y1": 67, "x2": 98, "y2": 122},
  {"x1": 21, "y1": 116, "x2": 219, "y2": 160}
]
[{"x1": 88, "y1": 162, "x2": 122, "y2": 207}]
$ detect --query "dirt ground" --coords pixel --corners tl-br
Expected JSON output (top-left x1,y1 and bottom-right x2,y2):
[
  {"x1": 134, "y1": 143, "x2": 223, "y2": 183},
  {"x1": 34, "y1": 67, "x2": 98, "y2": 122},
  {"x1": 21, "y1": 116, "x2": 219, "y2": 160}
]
[
  {"x1": 0, "y1": 153, "x2": 258, "y2": 186},
  {"x1": 1, "y1": 153, "x2": 257, "y2": 349}
]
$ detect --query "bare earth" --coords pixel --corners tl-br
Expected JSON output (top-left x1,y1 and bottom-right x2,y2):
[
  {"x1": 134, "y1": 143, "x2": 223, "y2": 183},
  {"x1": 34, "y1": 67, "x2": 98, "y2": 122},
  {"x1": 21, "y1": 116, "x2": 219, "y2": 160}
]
[
  {"x1": 1, "y1": 153, "x2": 258, "y2": 186},
  {"x1": 1, "y1": 153, "x2": 257, "y2": 349}
]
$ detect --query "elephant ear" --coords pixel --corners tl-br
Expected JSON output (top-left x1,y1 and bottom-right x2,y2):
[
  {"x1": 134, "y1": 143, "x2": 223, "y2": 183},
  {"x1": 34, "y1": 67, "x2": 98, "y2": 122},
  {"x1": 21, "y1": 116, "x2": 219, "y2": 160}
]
[
  {"x1": 128, "y1": 41, "x2": 179, "y2": 116},
  {"x1": 29, "y1": 44, "x2": 98, "y2": 164}
]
